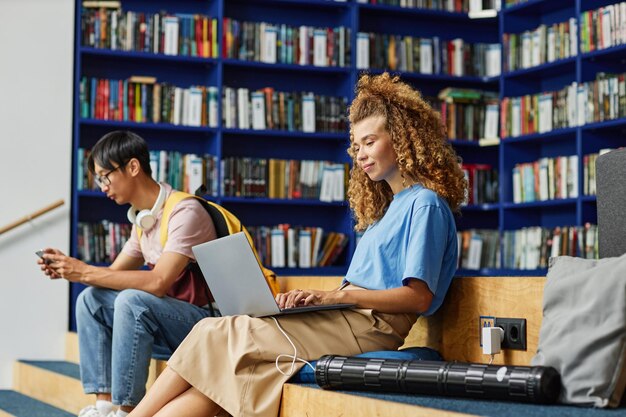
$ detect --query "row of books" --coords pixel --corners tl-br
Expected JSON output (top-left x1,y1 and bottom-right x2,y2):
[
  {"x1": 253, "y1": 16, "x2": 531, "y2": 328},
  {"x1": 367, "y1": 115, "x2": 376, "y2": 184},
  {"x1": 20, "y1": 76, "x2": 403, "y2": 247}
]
[
  {"x1": 357, "y1": 0, "x2": 500, "y2": 13},
  {"x1": 75, "y1": 219, "x2": 350, "y2": 269},
  {"x1": 356, "y1": 33, "x2": 501, "y2": 77},
  {"x1": 462, "y1": 164, "x2": 499, "y2": 205},
  {"x1": 500, "y1": 72, "x2": 626, "y2": 138},
  {"x1": 223, "y1": 19, "x2": 351, "y2": 67},
  {"x1": 503, "y1": 18, "x2": 577, "y2": 73},
  {"x1": 502, "y1": 224, "x2": 598, "y2": 270},
  {"x1": 436, "y1": 88, "x2": 499, "y2": 140},
  {"x1": 457, "y1": 229, "x2": 500, "y2": 270},
  {"x1": 221, "y1": 158, "x2": 348, "y2": 202},
  {"x1": 248, "y1": 226, "x2": 348, "y2": 268},
  {"x1": 77, "y1": 220, "x2": 132, "y2": 264},
  {"x1": 580, "y1": 2, "x2": 626, "y2": 53},
  {"x1": 81, "y1": 7, "x2": 218, "y2": 58},
  {"x1": 78, "y1": 148, "x2": 219, "y2": 196},
  {"x1": 80, "y1": 76, "x2": 219, "y2": 127},
  {"x1": 512, "y1": 156, "x2": 578, "y2": 204},
  {"x1": 149, "y1": 152, "x2": 219, "y2": 197},
  {"x1": 583, "y1": 149, "x2": 615, "y2": 196},
  {"x1": 222, "y1": 87, "x2": 348, "y2": 133}
]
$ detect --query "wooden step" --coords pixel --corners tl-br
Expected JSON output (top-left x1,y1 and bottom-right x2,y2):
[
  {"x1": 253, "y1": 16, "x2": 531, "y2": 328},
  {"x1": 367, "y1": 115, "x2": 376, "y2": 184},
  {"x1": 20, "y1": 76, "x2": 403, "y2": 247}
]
[
  {"x1": 280, "y1": 384, "x2": 476, "y2": 417},
  {"x1": 64, "y1": 333, "x2": 79, "y2": 363},
  {"x1": 0, "y1": 390, "x2": 73, "y2": 417},
  {"x1": 12, "y1": 360, "x2": 90, "y2": 415}
]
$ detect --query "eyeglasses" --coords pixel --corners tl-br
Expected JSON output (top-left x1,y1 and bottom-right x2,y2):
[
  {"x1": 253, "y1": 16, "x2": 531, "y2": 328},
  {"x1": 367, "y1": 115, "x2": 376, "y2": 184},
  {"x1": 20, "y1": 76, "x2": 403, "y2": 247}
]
[{"x1": 94, "y1": 163, "x2": 125, "y2": 188}]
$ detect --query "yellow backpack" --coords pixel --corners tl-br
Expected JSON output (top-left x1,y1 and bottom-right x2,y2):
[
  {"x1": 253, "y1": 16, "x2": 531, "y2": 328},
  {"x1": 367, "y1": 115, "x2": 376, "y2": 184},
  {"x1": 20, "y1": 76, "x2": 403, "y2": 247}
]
[{"x1": 137, "y1": 191, "x2": 279, "y2": 296}]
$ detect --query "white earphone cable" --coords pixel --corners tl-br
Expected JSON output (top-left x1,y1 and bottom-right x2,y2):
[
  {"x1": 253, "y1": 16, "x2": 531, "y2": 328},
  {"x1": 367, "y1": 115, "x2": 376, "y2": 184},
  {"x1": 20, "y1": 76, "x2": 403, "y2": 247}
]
[{"x1": 271, "y1": 317, "x2": 315, "y2": 376}]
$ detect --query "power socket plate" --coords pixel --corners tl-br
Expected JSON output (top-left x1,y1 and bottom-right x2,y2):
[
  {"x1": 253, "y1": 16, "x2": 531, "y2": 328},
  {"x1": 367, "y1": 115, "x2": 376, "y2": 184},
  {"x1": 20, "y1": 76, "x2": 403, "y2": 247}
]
[{"x1": 495, "y1": 317, "x2": 527, "y2": 350}]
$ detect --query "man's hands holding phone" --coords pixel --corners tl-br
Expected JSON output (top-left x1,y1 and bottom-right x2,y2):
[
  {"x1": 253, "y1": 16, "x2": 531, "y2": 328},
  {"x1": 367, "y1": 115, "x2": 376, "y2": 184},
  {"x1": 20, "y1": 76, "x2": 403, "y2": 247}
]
[
  {"x1": 37, "y1": 248, "x2": 62, "y2": 279},
  {"x1": 35, "y1": 250, "x2": 52, "y2": 264},
  {"x1": 36, "y1": 248, "x2": 86, "y2": 281}
]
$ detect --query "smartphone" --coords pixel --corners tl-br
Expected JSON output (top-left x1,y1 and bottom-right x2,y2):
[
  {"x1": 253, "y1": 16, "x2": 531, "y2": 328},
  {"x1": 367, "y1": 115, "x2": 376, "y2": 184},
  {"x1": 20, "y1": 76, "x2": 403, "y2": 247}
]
[{"x1": 36, "y1": 250, "x2": 53, "y2": 265}]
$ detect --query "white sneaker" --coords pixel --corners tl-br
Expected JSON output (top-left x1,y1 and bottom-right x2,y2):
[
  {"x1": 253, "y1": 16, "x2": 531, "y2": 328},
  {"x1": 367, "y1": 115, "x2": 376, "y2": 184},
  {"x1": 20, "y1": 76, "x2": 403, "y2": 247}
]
[{"x1": 77, "y1": 405, "x2": 115, "y2": 417}]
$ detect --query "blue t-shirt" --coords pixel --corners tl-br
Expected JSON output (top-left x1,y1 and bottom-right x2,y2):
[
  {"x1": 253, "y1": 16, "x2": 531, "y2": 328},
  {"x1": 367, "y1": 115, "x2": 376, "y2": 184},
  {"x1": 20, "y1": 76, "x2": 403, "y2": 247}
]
[{"x1": 344, "y1": 184, "x2": 457, "y2": 316}]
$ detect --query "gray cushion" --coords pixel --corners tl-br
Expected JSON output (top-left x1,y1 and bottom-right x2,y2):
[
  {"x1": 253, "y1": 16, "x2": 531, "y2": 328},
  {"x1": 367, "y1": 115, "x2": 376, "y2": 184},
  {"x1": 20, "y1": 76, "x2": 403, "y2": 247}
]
[{"x1": 531, "y1": 255, "x2": 626, "y2": 407}]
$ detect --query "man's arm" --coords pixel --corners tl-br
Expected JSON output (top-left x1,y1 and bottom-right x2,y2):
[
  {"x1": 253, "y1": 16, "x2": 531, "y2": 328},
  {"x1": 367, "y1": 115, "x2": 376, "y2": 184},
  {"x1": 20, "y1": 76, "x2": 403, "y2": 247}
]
[
  {"x1": 43, "y1": 250, "x2": 190, "y2": 297},
  {"x1": 109, "y1": 252, "x2": 145, "y2": 271}
]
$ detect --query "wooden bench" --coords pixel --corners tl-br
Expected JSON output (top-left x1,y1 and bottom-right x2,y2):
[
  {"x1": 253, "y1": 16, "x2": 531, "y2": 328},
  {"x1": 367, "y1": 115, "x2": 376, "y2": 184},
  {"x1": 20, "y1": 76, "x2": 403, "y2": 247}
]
[
  {"x1": 277, "y1": 275, "x2": 548, "y2": 416},
  {"x1": 278, "y1": 275, "x2": 545, "y2": 365}
]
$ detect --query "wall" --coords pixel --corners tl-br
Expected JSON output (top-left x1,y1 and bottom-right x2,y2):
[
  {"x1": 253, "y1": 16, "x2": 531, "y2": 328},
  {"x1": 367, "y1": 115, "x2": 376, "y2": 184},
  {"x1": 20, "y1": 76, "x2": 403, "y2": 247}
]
[{"x1": 0, "y1": 0, "x2": 74, "y2": 388}]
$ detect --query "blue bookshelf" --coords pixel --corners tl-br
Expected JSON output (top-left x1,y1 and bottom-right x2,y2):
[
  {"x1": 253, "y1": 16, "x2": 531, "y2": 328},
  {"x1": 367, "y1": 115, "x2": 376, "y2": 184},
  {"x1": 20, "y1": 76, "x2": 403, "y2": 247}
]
[
  {"x1": 69, "y1": 0, "x2": 502, "y2": 330},
  {"x1": 500, "y1": 0, "x2": 626, "y2": 273},
  {"x1": 67, "y1": 0, "x2": 626, "y2": 333}
]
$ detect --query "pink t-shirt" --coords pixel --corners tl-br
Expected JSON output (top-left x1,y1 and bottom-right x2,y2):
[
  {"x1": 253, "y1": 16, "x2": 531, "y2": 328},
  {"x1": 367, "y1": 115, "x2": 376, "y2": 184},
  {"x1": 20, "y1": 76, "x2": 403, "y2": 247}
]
[{"x1": 122, "y1": 183, "x2": 217, "y2": 263}]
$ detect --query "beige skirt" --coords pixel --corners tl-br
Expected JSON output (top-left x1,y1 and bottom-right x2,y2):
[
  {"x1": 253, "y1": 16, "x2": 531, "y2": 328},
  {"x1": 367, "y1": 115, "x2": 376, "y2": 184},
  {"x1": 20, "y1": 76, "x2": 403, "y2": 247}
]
[{"x1": 167, "y1": 286, "x2": 417, "y2": 417}]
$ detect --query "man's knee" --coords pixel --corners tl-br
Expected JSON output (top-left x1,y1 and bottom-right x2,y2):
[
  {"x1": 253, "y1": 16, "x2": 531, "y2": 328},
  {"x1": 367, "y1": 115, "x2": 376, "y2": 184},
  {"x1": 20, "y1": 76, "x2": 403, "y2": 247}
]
[
  {"x1": 76, "y1": 286, "x2": 108, "y2": 316},
  {"x1": 113, "y1": 289, "x2": 158, "y2": 316}
]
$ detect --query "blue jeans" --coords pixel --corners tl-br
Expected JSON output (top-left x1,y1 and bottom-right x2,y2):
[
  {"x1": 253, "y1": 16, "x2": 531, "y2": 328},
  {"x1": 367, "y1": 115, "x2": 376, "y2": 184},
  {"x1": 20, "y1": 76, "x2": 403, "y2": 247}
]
[{"x1": 75, "y1": 287, "x2": 214, "y2": 406}]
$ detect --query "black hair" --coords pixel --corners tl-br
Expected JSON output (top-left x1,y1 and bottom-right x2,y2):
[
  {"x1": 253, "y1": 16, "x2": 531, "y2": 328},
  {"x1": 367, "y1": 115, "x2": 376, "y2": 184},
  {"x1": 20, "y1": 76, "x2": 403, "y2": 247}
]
[{"x1": 87, "y1": 130, "x2": 152, "y2": 176}]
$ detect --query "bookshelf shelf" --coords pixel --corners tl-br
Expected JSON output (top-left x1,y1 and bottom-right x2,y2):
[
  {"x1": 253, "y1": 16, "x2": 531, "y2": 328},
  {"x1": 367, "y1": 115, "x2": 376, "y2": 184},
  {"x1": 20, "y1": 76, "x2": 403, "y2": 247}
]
[
  {"x1": 77, "y1": 190, "x2": 105, "y2": 198},
  {"x1": 502, "y1": 199, "x2": 577, "y2": 210},
  {"x1": 503, "y1": 57, "x2": 577, "y2": 80},
  {"x1": 581, "y1": 118, "x2": 626, "y2": 133},
  {"x1": 221, "y1": 128, "x2": 347, "y2": 141},
  {"x1": 232, "y1": 0, "x2": 350, "y2": 10},
  {"x1": 357, "y1": 3, "x2": 493, "y2": 22},
  {"x1": 365, "y1": 69, "x2": 499, "y2": 87},
  {"x1": 78, "y1": 190, "x2": 222, "y2": 203},
  {"x1": 502, "y1": 127, "x2": 577, "y2": 143},
  {"x1": 461, "y1": 203, "x2": 500, "y2": 212},
  {"x1": 579, "y1": 43, "x2": 626, "y2": 62},
  {"x1": 222, "y1": 59, "x2": 352, "y2": 74},
  {"x1": 220, "y1": 197, "x2": 348, "y2": 207},
  {"x1": 80, "y1": 47, "x2": 219, "y2": 65},
  {"x1": 80, "y1": 119, "x2": 219, "y2": 134},
  {"x1": 449, "y1": 140, "x2": 480, "y2": 147},
  {"x1": 502, "y1": 0, "x2": 568, "y2": 16}
]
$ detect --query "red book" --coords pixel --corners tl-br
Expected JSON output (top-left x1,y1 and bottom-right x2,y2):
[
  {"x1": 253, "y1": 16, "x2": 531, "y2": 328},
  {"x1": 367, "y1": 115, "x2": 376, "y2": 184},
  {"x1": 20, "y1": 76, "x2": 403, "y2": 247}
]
[
  {"x1": 222, "y1": 17, "x2": 230, "y2": 58},
  {"x1": 128, "y1": 82, "x2": 135, "y2": 121},
  {"x1": 447, "y1": 41, "x2": 454, "y2": 75},
  {"x1": 96, "y1": 79, "x2": 104, "y2": 119},
  {"x1": 117, "y1": 80, "x2": 123, "y2": 121},
  {"x1": 195, "y1": 15, "x2": 202, "y2": 57}
]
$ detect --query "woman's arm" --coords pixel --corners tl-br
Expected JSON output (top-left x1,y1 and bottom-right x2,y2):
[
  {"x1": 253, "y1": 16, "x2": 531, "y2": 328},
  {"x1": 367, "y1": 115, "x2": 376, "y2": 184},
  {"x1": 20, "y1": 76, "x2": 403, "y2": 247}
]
[{"x1": 275, "y1": 278, "x2": 433, "y2": 314}]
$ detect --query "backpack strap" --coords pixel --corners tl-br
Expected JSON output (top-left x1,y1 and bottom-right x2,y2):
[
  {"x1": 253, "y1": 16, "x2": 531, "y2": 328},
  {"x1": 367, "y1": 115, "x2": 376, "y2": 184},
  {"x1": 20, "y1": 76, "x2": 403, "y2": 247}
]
[
  {"x1": 158, "y1": 191, "x2": 195, "y2": 248},
  {"x1": 144, "y1": 190, "x2": 280, "y2": 295}
]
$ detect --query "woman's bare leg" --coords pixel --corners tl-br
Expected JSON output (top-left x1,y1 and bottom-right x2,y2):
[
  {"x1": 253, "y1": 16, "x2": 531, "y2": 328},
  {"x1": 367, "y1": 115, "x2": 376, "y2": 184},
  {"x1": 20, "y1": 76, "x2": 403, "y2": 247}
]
[
  {"x1": 154, "y1": 386, "x2": 222, "y2": 417},
  {"x1": 128, "y1": 367, "x2": 193, "y2": 417}
]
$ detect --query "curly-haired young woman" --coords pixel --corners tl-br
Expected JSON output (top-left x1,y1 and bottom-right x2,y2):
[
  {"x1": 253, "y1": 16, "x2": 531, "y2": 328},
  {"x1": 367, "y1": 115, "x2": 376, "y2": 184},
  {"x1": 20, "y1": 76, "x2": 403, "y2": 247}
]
[{"x1": 127, "y1": 73, "x2": 467, "y2": 417}]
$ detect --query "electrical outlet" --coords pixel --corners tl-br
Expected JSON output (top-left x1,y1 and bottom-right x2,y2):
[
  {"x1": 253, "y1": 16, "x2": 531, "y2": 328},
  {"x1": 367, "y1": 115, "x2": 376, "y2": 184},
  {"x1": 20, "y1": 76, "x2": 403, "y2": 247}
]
[
  {"x1": 479, "y1": 316, "x2": 495, "y2": 347},
  {"x1": 495, "y1": 317, "x2": 527, "y2": 350}
]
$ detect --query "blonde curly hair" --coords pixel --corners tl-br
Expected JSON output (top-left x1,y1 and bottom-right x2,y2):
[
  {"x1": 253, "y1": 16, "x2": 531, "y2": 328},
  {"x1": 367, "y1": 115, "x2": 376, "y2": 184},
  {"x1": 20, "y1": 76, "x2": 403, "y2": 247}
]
[{"x1": 347, "y1": 73, "x2": 467, "y2": 231}]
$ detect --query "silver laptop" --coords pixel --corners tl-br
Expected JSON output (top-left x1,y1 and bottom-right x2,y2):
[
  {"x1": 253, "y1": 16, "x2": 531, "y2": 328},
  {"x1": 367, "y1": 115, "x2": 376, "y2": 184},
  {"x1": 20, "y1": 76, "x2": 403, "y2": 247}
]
[{"x1": 192, "y1": 232, "x2": 355, "y2": 317}]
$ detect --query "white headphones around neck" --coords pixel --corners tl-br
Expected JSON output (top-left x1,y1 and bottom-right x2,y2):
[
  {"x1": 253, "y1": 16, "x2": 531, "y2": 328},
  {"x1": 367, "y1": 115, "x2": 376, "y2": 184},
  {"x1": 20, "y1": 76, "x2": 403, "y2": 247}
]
[{"x1": 127, "y1": 183, "x2": 166, "y2": 230}]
